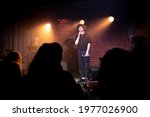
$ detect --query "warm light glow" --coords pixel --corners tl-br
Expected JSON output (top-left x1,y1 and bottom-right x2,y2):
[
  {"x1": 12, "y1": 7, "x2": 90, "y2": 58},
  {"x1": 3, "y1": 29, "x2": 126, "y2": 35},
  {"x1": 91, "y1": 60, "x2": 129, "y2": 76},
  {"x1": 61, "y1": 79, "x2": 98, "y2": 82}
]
[
  {"x1": 108, "y1": 16, "x2": 114, "y2": 22},
  {"x1": 79, "y1": 20, "x2": 85, "y2": 25},
  {"x1": 45, "y1": 23, "x2": 51, "y2": 30},
  {"x1": 88, "y1": 17, "x2": 114, "y2": 38},
  {"x1": 34, "y1": 22, "x2": 55, "y2": 46}
]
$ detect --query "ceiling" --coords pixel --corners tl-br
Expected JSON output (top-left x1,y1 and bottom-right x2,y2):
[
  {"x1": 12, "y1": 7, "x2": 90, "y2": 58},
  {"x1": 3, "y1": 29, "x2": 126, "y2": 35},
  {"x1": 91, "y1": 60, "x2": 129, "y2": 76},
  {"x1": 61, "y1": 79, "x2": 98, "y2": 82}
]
[{"x1": 0, "y1": 0, "x2": 149, "y2": 25}]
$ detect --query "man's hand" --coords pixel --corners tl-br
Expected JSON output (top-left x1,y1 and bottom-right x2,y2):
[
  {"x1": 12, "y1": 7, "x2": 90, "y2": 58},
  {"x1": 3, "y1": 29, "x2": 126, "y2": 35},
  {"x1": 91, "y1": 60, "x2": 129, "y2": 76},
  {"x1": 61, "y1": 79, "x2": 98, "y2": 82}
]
[
  {"x1": 78, "y1": 31, "x2": 81, "y2": 35},
  {"x1": 84, "y1": 53, "x2": 90, "y2": 57}
]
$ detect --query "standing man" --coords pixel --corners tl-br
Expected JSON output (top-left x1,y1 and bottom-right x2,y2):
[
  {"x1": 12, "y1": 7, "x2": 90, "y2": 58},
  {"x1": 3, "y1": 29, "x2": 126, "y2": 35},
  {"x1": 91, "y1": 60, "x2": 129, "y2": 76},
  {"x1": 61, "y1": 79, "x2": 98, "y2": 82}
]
[{"x1": 75, "y1": 24, "x2": 92, "y2": 82}]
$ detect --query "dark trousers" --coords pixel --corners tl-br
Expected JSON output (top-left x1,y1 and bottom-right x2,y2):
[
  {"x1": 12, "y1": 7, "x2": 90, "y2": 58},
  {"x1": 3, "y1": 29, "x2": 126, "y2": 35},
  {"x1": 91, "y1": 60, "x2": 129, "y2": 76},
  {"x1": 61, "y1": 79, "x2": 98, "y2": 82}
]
[{"x1": 77, "y1": 50, "x2": 90, "y2": 78}]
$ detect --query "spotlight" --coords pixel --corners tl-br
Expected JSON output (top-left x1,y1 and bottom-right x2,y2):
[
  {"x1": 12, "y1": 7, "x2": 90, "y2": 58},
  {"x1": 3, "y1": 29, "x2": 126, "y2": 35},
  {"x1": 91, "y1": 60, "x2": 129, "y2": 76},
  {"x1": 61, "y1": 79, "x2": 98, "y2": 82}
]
[
  {"x1": 108, "y1": 16, "x2": 114, "y2": 22},
  {"x1": 45, "y1": 23, "x2": 51, "y2": 30},
  {"x1": 79, "y1": 20, "x2": 85, "y2": 25}
]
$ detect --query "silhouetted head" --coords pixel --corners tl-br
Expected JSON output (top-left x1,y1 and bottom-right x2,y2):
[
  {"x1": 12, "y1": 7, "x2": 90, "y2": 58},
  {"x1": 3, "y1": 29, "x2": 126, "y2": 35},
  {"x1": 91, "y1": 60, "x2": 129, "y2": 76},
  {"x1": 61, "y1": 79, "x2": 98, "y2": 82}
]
[
  {"x1": 99, "y1": 48, "x2": 130, "y2": 84},
  {"x1": 3, "y1": 51, "x2": 22, "y2": 71},
  {"x1": 2, "y1": 51, "x2": 22, "y2": 77},
  {"x1": 101, "y1": 48, "x2": 129, "y2": 68},
  {"x1": 33, "y1": 42, "x2": 63, "y2": 66},
  {"x1": 27, "y1": 42, "x2": 63, "y2": 78},
  {"x1": 3, "y1": 51, "x2": 22, "y2": 64}
]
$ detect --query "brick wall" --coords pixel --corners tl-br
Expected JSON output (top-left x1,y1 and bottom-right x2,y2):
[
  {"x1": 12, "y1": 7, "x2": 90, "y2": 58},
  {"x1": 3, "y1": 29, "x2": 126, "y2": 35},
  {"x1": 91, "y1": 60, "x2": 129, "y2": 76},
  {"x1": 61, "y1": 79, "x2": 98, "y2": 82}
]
[
  {"x1": 89, "y1": 22, "x2": 132, "y2": 67},
  {"x1": 89, "y1": 21, "x2": 150, "y2": 68}
]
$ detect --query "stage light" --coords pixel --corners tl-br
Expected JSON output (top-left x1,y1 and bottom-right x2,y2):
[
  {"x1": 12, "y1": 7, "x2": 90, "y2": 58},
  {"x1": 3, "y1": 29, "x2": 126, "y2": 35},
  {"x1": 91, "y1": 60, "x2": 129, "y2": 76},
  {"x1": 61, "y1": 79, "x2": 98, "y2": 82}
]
[
  {"x1": 108, "y1": 16, "x2": 114, "y2": 22},
  {"x1": 45, "y1": 23, "x2": 51, "y2": 30},
  {"x1": 79, "y1": 20, "x2": 85, "y2": 25}
]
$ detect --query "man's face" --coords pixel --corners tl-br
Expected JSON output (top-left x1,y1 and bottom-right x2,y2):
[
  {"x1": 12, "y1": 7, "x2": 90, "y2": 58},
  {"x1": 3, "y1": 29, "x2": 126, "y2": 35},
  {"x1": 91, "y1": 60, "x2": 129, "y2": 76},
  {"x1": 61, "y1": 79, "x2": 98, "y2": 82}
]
[{"x1": 79, "y1": 26, "x2": 84, "y2": 32}]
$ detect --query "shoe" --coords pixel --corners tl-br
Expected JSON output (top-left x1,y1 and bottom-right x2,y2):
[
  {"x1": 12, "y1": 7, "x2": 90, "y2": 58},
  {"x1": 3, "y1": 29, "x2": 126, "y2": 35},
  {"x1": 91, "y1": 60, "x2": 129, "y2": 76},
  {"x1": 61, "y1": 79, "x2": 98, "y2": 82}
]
[
  {"x1": 82, "y1": 77, "x2": 89, "y2": 81},
  {"x1": 82, "y1": 77, "x2": 88, "y2": 80},
  {"x1": 78, "y1": 78, "x2": 85, "y2": 82}
]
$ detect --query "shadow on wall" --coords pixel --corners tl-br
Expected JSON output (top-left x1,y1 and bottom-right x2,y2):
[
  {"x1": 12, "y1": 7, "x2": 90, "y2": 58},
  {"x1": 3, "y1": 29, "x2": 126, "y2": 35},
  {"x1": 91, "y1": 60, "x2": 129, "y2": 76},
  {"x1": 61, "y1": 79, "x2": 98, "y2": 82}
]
[{"x1": 62, "y1": 39, "x2": 79, "y2": 74}]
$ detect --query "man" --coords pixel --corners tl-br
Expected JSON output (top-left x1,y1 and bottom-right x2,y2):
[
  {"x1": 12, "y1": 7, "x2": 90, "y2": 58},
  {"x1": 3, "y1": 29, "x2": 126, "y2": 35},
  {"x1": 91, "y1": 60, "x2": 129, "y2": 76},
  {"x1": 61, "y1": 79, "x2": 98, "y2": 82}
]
[{"x1": 75, "y1": 24, "x2": 92, "y2": 82}]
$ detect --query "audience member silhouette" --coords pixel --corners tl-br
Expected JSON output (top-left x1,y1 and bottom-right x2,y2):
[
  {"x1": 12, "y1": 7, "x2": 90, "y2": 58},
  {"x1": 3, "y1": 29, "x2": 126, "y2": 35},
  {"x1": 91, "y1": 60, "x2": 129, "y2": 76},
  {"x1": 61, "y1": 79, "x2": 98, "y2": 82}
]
[
  {"x1": 1, "y1": 51, "x2": 22, "y2": 80},
  {"x1": 23, "y1": 42, "x2": 85, "y2": 100},
  {"x1": 0, "y1": 51, "x2": 22, "y2": 99},
  {"x1": 96, "y1": 48, "x2": 132, "y2": 99},
  {"x1": 129, "y1": 35, "x2": 150, "y2": 99}
]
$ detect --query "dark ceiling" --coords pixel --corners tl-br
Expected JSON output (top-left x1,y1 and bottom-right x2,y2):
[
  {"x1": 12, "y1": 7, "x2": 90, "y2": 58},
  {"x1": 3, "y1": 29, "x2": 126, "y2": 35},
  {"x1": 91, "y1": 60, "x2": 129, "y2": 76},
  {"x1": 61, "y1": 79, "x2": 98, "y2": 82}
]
[{"x1": 0, "y1": 0, "x2": 149, "y2": 25}]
